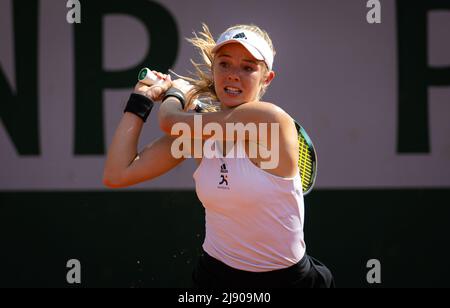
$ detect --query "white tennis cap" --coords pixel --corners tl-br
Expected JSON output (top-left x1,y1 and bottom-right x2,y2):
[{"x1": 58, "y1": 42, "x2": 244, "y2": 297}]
[{"x1": 212, "y1": 28, "x2": 274, "y2": 70}]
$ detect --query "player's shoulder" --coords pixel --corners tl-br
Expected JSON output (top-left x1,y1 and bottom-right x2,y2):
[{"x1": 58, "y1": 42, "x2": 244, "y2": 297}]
[{"x1": 257, "y1": 101, "x2": 294, "y2": 125}]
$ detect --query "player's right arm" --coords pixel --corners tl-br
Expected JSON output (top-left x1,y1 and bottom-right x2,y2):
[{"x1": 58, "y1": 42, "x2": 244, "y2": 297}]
[
  {"x1": 103, "y1": 74, "x2": 185, "y2": 188},
  {"x1": 103, "y1": 119, "x2": 185, "y2": 188}
]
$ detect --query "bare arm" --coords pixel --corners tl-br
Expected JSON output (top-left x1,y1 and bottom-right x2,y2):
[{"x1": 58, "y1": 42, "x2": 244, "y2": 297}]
[
  {"x1": 159, "y1": 97, "x2": 291, "y2": 142},
  {"x1": 103, "y1": 73, "x2": 184, "y2": 188},
  {"x1": 102, "y1": 114, "x2": 185, "y2": 188},
  {"x1": 158, "y1": 78, "x2": 291, "y2": 141},
  {"x1": 157, "y1": 80, "x2": 298, "y2": 176}
]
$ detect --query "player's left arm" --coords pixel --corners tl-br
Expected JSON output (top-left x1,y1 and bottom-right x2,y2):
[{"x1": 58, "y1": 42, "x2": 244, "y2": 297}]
[{"x1": 159, "y1": 98, "x2": 296, "y2": 143}]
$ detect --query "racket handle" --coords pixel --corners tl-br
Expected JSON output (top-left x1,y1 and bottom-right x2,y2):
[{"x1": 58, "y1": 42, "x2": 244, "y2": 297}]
[
  {"x1": 138, "y1": 68, "x2": 165, "y2": 86},
  {"x1": 138, "y1": 68, "x2": 207, "y2": 111}
]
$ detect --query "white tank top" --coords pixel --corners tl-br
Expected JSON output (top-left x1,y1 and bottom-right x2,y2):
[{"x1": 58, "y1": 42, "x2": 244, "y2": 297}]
[{"x1": 193, "y1": 140, "x2": 306, "y2": 272}]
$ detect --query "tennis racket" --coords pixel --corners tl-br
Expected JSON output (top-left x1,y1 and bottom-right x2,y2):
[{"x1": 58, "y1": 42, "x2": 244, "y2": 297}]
[
  {"x1": 138, "y1": 68, "x2": 318, "y2": 195},
  {"x1": 293, "y1": 121, "x2": 317, "y2": 195}
]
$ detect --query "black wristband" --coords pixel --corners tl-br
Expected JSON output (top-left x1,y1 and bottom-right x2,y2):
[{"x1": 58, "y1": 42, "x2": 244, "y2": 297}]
[
  {"x1": 124, "y1": 93, "x2": 154, "y2": 122},
  {"x1": 163, "y1": 87, "x2": 186, "y2": 110}
]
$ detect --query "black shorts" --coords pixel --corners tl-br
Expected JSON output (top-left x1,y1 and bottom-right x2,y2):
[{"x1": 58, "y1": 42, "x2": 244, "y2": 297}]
[{"x1": 192, "y1": 249, "x2": 335, "y2": 288}]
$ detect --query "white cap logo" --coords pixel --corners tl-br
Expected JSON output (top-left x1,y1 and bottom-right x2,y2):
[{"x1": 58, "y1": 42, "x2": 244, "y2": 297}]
[{"x1": 232, "y1": 33, "x2": 247, "y2": 40}]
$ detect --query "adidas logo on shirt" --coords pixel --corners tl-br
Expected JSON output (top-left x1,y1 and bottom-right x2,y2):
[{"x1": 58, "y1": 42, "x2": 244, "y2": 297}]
[{"x1": 221, "y1": 163, "x2": 228, "y2": 173}]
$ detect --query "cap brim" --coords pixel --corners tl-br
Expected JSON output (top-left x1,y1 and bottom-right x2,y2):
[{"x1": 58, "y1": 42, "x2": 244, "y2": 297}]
[{"x1": 212, "y1": 40, "x2": 265, "y2": 61}]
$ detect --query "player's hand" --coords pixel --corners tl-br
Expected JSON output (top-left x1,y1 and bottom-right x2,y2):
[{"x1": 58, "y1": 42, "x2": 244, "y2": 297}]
[
  {"x1": 171, "y1": 78, "x2": 194, "y2": 96},
  {"x1": 133, "y1": 72, "x2": 172, "y2": 102}
]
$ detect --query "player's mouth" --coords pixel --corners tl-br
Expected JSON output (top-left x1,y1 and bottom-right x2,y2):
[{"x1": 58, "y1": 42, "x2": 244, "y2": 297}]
[{"x1": 224, "y1": 86, "x2": 242, "y2": 96}]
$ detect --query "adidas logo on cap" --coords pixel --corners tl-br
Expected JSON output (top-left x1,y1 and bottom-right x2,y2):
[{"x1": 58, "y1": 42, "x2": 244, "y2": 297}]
[{"x1": 232, "y1": 32, "x2": 247, "y2": 40}]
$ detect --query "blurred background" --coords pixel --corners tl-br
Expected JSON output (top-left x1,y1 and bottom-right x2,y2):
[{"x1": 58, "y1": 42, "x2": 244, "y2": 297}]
[{"x1": 1, "y1": 0, "x2": 449, "y2": 287}]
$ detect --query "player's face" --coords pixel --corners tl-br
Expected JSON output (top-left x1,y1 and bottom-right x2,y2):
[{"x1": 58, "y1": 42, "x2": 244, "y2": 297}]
[{"x1": 213, "y1": 43, "x2": 267, "y2": 109}]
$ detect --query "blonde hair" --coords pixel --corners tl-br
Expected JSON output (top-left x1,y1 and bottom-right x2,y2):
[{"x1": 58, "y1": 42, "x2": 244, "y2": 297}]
[{"x1": 181, "y1": 23, "x2": 276, "y2": 111}]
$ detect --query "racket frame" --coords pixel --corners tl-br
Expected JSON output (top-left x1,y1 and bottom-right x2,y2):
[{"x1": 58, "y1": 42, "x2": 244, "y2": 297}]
[{"x1": 294, "y1": 121, "x2": 317, "y2": 196}]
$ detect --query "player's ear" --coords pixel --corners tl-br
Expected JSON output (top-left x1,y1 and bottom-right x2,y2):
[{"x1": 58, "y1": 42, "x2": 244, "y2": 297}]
[{"x1": 264, "y1": 70, "x2": 275, "y2": 86}]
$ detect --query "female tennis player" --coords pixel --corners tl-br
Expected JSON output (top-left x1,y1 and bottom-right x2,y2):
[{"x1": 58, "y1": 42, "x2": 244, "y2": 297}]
[{"x1": 103, "y1": 24, "x2": 334, "y2": 288}]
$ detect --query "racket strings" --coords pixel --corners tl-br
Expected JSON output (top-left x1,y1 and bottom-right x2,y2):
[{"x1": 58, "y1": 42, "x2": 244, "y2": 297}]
[{"x1": 298, "y1": 134, "x2": 313, "y2": 192}]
